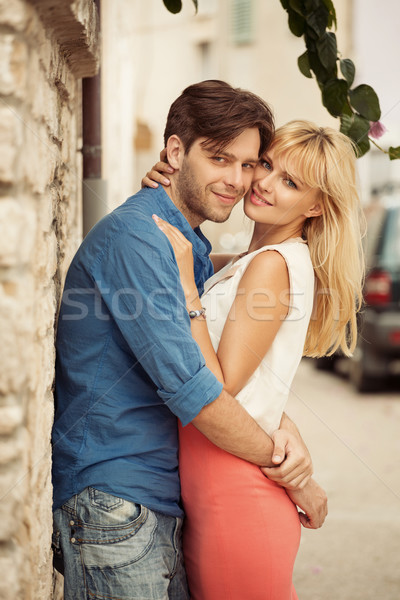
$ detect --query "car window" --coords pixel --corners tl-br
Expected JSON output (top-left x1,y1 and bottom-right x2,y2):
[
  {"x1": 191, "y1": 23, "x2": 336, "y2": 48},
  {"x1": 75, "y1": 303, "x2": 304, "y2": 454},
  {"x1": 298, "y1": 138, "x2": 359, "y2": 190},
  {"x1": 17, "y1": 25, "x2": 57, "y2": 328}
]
[{"x1": 379, "y1": 208, "x2": 400, "y2": 269}]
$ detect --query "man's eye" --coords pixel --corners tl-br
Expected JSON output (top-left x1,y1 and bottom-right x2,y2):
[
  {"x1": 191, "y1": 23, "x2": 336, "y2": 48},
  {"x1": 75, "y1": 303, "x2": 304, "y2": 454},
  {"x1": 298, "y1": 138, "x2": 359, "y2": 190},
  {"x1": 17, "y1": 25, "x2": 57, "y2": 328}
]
[
  {"x1": 243, "y1": 163, "x2": 256, "y2": 169},
  {"x1": 212, "y1": 157, "x2": 225, "y2": 163}
]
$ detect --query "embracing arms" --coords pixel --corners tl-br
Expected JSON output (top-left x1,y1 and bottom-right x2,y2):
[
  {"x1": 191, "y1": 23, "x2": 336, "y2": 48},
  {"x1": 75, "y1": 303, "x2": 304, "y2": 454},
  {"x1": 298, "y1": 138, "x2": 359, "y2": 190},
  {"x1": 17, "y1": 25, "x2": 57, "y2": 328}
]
[{"x1": 152, "y1": 214, "x2": 327, "y2": 527}]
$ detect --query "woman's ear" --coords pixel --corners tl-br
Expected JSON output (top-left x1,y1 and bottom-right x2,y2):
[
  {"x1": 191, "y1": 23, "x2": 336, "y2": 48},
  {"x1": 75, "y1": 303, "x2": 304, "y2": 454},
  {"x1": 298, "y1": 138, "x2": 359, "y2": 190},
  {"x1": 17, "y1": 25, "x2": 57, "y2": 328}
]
[
  {"x1": 304, "y1": 202, "x2": 323, "y2": 218},
  {"x1": 166, "y1": 135, "x2": 185, "y2": 170}
]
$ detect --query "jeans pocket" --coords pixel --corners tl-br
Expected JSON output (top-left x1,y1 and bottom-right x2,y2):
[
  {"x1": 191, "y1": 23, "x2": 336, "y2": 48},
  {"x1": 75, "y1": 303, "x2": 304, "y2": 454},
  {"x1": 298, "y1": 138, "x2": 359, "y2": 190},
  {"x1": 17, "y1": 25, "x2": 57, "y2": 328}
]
[
  {"x1": 74, "y1": 490, "x2": 157, "y2": 569},
  {"x1": 88, "y1": 487, "x2": 125, "y2": 512}
]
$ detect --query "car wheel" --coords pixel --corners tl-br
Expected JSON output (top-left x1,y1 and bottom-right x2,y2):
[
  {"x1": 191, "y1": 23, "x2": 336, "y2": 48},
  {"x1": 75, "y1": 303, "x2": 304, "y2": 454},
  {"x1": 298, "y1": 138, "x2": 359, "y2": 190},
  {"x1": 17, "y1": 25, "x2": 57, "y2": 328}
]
[
  {"x1": 349, "y1": 345, "x2": 382, "y2": 393},
  {"x1": 314, "y1": 355, "x2": 337, "y2": 371}
]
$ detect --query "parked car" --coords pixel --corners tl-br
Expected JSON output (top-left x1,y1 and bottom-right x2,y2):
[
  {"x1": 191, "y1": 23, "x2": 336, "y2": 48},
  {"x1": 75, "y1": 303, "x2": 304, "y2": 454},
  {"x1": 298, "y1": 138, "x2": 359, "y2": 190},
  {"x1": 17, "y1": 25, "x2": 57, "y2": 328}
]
[
  {"x1": 315, "y1": 196, "x2": 400, "y2": 392},
  {"x1": 349, "y1": 198, "x2": 400, "y2": 391}
]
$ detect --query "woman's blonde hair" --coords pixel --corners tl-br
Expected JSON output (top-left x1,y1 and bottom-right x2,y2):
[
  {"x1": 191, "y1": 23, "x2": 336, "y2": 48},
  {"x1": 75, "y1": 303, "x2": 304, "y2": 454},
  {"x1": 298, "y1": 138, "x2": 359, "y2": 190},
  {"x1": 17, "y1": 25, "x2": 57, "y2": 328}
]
[{"x1": 271, "y1": 120, "x2": 365, "y2": 357}]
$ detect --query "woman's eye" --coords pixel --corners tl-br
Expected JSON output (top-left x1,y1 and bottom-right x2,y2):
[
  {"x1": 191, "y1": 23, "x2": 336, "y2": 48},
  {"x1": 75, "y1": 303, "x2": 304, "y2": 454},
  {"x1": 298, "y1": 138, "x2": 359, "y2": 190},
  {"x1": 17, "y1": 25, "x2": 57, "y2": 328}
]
[
  {"x1": 285, "y1": 178, "x2": 297, "y2": 189},
  {"x1": 261, "y1": 160, "x2": 272, "y2": 171}
]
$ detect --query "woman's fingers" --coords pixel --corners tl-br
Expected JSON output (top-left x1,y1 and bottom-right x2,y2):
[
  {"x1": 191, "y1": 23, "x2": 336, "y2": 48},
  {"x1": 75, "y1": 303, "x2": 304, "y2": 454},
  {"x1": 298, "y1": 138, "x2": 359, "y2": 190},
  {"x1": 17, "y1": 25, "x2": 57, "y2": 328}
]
[
  {"x1": 153, "y1": 216, "x2": 193, "y2": 261},
  {"x1": 141, "y1": 161, "x2": 174, "y2": 188}
]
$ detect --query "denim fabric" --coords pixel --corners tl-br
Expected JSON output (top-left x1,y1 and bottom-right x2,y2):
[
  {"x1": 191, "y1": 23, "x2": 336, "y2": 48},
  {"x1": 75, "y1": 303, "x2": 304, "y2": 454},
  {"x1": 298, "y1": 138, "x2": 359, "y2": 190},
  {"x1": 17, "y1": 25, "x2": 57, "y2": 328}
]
[{"x1": 52, "y1": 487, "x2": 189, "y2": 600}]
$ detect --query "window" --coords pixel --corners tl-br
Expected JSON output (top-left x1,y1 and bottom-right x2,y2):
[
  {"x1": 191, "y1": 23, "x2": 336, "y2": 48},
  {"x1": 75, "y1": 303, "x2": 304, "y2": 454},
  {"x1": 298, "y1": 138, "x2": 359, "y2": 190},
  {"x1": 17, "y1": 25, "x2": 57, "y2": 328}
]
[{"x1": 231, "y1": 0, "x2": 253, "y2": 45}]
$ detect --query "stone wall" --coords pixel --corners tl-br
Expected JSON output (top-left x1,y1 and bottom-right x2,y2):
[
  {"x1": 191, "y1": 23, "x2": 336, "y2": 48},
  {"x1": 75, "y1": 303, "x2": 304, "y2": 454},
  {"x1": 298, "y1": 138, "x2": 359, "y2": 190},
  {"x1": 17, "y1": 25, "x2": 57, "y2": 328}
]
[{"x1": 0, "y1": 1, "x2": 99, "y2": 598}]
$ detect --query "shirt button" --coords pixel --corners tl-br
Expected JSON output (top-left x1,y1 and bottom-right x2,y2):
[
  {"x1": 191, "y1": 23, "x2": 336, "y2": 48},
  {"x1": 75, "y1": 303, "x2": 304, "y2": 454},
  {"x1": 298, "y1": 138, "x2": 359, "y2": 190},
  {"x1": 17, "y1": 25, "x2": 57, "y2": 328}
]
[
  {"x1": 69, "y1": 520, "x2": 75, "y2": 526},
  {"x1": 70, "y1": 537, "x2": 76, "y2": 544}
]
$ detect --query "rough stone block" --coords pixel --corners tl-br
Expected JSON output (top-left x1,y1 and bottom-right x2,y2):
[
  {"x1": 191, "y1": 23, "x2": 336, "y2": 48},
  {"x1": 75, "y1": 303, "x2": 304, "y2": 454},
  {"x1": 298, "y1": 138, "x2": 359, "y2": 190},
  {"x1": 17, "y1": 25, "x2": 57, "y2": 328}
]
[
  {"x1": 0, "y1": 460, "x2": 26, "y2": 540},
  {"x1": 36, "y1": 286, "x2": 56, "y2": 340},
  {"x1": 0, "y1": 107, "x2": 22, "y2": 185},
  {"x1": 29, "y1": 0, "x2": 100, "y2": 77},
  {"x1": 37, "y1": 190, "x2": 55, "y2": 234},
  {"x1": 0, "y1": 276, "x2": 34, "y2": 395},
  {"x1": 0, "y1": 547, "x2": 23, "y2": 600},
  {"x1": 0, "y1": 429, "x2": 25, "y2": 464},
  {"x1": 0, "y1": 198, "x2": 36, "y2": 267},
  {"x1": 34, "y1": 230, "x2": 58, "y2": 281},
  {"x1": 23, "y1": 125, "x2": 58, "y2": 194},
  {"x1": 0, "y1": 34, "x2": 27, "y2": 97},
  {"x1": 0, "y1": 405, "x2": 24, "y2": 436},
  {"x1": 0, "y1": 0, "x2": 29, "y2": 31}
]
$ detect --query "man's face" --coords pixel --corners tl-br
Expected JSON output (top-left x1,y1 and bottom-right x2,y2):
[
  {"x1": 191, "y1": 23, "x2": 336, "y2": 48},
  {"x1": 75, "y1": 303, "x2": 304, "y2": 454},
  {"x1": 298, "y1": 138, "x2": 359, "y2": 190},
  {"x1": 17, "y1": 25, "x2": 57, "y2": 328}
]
[{"x1": 175, "y1": 128, "x2": 260, "y2": 227}]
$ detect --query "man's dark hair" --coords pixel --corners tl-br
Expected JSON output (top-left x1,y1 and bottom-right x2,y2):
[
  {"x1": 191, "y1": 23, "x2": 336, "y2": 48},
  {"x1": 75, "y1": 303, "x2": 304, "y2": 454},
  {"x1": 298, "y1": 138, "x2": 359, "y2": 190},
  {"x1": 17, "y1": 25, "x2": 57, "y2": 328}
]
[{"x1": 163, "y1": 80, "x2": 274, "y2": 157}]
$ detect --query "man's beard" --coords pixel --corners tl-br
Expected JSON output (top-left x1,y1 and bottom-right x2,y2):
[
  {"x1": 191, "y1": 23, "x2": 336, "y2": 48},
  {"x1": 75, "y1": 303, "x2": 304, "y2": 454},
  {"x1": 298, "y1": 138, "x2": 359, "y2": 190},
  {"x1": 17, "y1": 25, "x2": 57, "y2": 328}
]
[{"x1": 175, "y1": 159, "x2": 240, "y2": 226}]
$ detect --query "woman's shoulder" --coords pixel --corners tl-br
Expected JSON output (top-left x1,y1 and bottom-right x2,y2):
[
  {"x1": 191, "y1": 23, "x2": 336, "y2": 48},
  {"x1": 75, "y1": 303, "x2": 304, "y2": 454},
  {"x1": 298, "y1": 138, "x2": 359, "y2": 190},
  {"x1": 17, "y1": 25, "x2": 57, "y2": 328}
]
[{"x1": 238, "y1": 248, "x2": 289, "y2": 291}]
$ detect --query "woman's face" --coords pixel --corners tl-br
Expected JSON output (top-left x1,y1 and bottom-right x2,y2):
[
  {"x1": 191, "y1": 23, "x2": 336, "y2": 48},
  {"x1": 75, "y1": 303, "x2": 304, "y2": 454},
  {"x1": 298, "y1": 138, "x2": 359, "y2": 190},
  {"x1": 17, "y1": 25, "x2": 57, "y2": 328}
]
[{"x1": 243, "y1": 146, "x2": 322, "y2": 231}]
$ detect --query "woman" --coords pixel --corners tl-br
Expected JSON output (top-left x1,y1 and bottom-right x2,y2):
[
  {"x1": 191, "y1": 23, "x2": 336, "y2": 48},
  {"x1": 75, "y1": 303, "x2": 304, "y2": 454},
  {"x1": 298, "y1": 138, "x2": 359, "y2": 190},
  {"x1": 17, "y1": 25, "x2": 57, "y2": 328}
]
[{"x1": 145, "y1": 120, "x2": 364, "y2": 599}]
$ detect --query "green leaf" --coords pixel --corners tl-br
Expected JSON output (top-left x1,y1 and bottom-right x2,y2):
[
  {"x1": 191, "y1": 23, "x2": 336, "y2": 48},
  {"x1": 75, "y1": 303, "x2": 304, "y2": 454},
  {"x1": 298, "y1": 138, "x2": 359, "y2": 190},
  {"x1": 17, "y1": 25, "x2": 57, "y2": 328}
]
[
  {"x1": 306, "y1": 5, "x2": 330, "y2": 39},
  {"x1": 321, "y1": 79, "x2": 349, "y2": 117},
  {"x1": 280, "y1": 0, "x2": 290, "y2": 10},
  {"x1": 308, "y1": 49, "x2": 330, "y2": 83},
  {"x1": 354, "y1": 136, "x2": 370, "y2": 157},
  {"x1": 340, "y1": 59, "x2": 355, "y2": 86},
  {"x1": 304, "y1": 0, "x2": 320, "y2": 11},
  {"x1": 341, "y1": 100, "x2": 353, "y2": 117},
  {"x1": 322, "y1": 0, "x2": 337, "y2": 29},
  {"x1": 289, "y1": 0, "x2": 304, "y2": 15},
  {"x1": 340, "y1": 114, "x2": 353, "y2": 136},
  {"x1": 192, "y1": 0, "x2": 198, "y2": 13},
  {"x1": 347, "y1": 114, "x2": 371, "y2": 157},
  {"x1": 288, "y1": 9, "x2": 305, "y2": 36},
  {"x1": 298, "y1": 51, "x2": 313, "y2": 78},
  {"x1": 316, "y1": 32, "x2": 337, "y2": 71},
  {"x1": 349, "y1": 84, "x2": 381, "y2": 121},
  {"x1": 389, "y1": 146, "x2": 400, "y2": 160},
  {"x1": 163, "y1": 0, "x2": 182, "y2": 14}
]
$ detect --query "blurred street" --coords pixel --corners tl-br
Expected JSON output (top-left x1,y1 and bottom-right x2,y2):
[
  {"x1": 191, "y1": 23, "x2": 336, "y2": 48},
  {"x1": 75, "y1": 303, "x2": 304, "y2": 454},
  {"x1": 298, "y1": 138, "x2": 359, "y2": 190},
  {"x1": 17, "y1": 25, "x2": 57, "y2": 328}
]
[{"x1": 288, "y1": 359, "x2": 400, "y2": 600}]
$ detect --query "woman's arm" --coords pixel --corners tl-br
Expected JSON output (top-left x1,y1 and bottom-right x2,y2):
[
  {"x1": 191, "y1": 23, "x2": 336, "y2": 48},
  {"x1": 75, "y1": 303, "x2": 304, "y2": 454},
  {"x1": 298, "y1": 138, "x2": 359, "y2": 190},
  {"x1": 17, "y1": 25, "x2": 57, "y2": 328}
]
[
  {"x1": 152, "y1": 215, "x2": 290, "y2": 396},
  {"x1": 154, "y1": 215, "x2": 316, "y2": 494}
]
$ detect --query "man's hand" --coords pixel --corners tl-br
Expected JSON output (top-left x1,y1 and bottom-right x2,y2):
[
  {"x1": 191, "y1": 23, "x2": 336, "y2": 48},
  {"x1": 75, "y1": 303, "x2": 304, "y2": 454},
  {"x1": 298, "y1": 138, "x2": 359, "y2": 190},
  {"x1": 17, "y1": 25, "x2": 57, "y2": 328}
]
[
  {"x1": 287, "y1": 478, "x2": 328, "y2": 529},
  {"x1": 260, "y1": 427, "x2": 313, "y2": 490}
]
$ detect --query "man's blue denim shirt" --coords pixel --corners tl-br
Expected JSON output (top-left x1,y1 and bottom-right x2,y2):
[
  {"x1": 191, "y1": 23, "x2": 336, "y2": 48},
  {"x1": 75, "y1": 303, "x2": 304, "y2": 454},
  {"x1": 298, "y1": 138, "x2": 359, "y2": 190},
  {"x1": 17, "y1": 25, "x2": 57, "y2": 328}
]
[{"x1": 52, "y1": 186, "x2": 223, "y2": 517}]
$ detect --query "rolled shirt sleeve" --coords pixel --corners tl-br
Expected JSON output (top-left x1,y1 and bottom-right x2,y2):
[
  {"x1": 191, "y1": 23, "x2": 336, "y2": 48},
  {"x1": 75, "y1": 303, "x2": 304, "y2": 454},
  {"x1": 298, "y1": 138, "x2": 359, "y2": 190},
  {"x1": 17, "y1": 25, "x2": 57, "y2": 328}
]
[{"x1": 91, "y1": 217, "x2": 223, "y2": 424}]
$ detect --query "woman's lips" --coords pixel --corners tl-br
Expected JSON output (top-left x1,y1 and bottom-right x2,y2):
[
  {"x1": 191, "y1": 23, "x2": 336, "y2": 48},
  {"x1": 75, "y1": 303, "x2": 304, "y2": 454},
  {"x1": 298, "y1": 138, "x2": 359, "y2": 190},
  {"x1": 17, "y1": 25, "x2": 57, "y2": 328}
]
[{"x1": 250, "y1": 189, "x2": 272, "y2": 206}]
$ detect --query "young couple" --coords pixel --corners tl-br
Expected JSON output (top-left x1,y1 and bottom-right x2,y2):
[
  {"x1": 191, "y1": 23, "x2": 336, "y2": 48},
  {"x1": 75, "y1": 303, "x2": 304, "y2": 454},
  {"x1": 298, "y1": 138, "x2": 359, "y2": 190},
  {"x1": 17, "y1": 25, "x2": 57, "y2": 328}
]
[{"x1": 52, "y1": 80, "x2": 363, "y2": 599}]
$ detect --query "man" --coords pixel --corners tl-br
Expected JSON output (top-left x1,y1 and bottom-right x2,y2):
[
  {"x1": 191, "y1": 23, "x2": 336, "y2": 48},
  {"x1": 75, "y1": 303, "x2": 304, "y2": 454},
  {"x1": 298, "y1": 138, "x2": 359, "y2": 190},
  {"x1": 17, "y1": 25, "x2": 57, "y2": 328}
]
[{"x1": 52, "y1": 80, "x2": 323, "y2": 600}]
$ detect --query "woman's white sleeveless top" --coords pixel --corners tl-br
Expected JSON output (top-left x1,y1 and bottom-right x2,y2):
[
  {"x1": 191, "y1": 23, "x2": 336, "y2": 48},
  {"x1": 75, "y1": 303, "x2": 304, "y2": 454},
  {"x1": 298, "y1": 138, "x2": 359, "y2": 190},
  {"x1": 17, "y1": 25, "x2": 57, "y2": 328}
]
[{"x1": 201, "y1": 239, "x2": 315, "y2": 435}]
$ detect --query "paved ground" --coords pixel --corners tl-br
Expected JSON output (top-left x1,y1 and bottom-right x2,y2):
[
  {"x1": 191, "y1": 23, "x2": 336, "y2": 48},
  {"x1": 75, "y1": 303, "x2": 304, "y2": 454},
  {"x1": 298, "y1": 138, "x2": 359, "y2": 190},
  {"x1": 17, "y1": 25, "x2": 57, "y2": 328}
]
[{"x1": 287, "y1": 359, "x2": 400, "y2": 600}]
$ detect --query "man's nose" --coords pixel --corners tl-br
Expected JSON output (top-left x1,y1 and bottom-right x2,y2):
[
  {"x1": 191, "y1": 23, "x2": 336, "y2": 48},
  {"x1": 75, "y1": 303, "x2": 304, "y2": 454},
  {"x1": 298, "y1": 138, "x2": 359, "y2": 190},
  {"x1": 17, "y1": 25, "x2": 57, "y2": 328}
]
[{"x1": 224, "y1": 165, "x2": 245, "y2": 191}]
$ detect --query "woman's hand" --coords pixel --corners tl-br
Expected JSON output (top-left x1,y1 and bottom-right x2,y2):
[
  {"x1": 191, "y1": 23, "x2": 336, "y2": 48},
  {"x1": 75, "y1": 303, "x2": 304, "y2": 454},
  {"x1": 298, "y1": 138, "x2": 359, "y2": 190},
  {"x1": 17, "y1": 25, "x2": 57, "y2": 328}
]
[
  {"x1": 141, "y1": 149, "x2": 175, "y2": 189},
  {"x1": 152, "y1": 215, "x2": 197, "y2": 300},
  {"x1": 261, "y1": 427, "x2": 313, "y2": 490},
  {"x1": 287, "y1": 478, "x2": 328, "y2": 529}
]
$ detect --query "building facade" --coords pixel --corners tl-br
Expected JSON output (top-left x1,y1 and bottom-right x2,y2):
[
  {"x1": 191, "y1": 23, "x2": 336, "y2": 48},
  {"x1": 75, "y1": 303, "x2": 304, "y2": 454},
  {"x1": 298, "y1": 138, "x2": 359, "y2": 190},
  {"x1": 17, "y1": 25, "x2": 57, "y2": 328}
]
[{"x1": 0, "y1": 1, "x2": 99, "y2": 597}]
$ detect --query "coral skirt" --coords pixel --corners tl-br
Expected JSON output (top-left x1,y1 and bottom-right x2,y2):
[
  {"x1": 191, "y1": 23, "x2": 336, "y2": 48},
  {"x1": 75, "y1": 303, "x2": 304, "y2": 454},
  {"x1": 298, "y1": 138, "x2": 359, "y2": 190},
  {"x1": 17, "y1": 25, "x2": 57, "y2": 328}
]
[{"x1": 179, "y1": 423, "x2": 301, "y2": 600}]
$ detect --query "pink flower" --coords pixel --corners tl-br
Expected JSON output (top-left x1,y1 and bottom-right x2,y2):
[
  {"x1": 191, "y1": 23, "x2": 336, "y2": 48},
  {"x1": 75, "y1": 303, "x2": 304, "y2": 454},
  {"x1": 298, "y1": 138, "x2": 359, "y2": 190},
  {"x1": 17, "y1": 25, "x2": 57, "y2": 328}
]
[{"x1": 369, "y1": 121, "x2": 387, "y2": 139}]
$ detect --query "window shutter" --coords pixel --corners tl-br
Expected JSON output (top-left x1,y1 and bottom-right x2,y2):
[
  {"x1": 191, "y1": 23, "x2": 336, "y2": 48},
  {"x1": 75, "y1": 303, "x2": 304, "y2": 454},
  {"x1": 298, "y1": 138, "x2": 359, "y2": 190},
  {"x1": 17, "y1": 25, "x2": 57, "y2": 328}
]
[{"x1": 231, "y1": 0, "x2": 253, "y2": 45}]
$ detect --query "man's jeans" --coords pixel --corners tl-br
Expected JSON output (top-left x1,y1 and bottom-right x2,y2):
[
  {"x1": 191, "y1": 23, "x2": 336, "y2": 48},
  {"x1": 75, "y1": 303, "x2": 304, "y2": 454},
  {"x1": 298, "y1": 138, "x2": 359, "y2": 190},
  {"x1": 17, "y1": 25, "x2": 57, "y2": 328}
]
[{"x1": 52, "y1": 487, "x2": 190, "y2": 600}]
